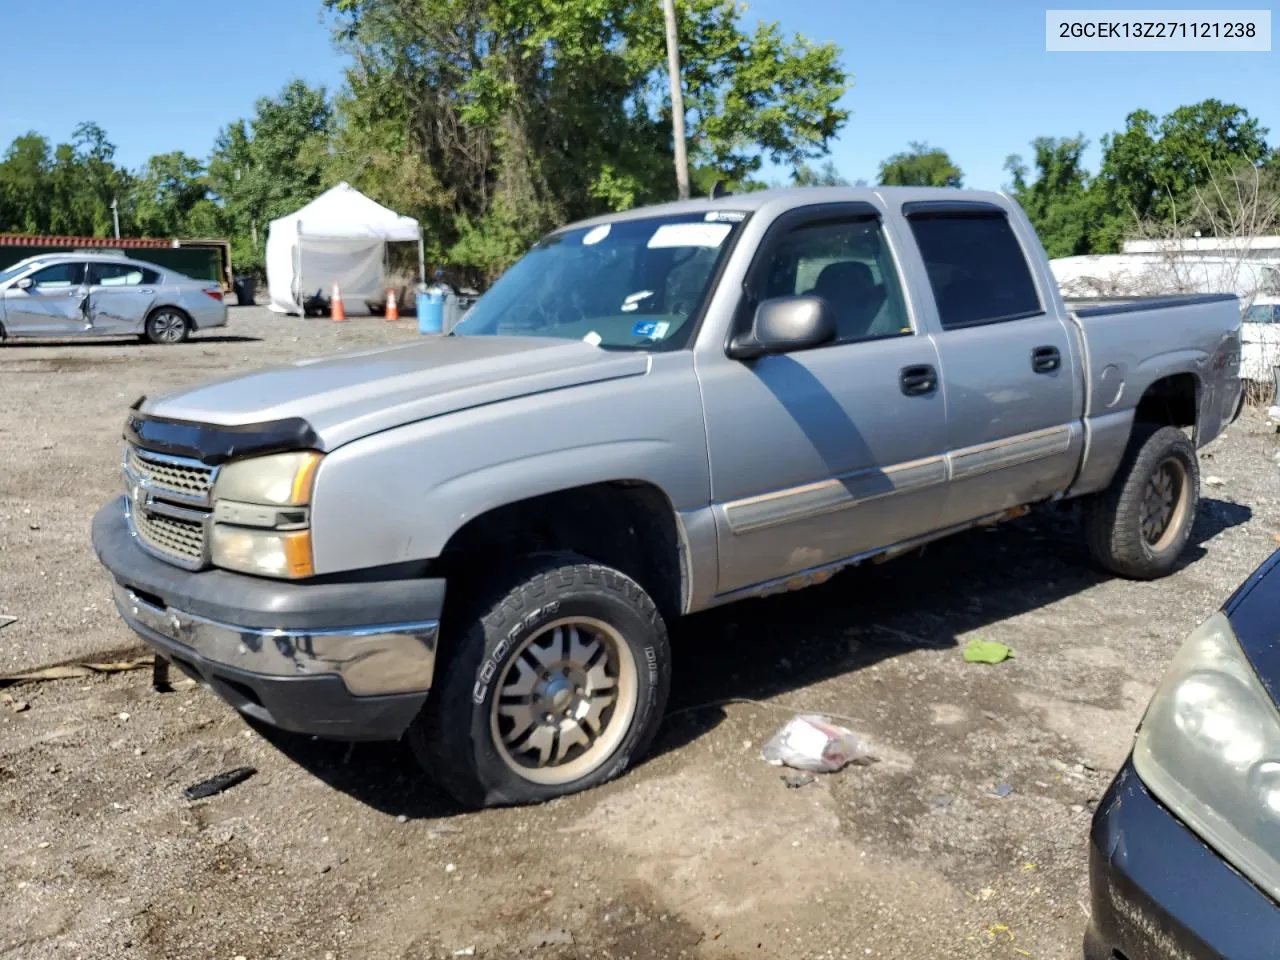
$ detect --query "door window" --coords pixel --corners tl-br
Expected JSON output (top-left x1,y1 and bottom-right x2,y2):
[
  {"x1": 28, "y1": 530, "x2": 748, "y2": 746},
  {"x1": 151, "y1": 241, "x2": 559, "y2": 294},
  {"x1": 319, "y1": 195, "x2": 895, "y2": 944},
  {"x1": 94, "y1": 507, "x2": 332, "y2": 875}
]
[
  {"x1": 907, "y1": 212, "x2": 1042, "y2": 329},
  {"x1": 751, "y1": 216, "x2": 911, "y2": 343},
  {"x1": 88, "y1": 263, "x2": 147, "y2": 286},
  {"x1": 29, "y1": 262, "x2": 85, "y2": 290}
]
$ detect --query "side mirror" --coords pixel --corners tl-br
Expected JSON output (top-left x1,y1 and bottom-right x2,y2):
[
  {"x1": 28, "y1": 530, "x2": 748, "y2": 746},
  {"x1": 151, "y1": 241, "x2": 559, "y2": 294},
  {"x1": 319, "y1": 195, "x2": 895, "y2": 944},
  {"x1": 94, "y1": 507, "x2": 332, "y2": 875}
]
[
  {"x1": 728, "y1": 295, "x2": 836, "y2": 359},
  {"x1": 15, "y1": 277, "x2": 33, "y2": 291}
]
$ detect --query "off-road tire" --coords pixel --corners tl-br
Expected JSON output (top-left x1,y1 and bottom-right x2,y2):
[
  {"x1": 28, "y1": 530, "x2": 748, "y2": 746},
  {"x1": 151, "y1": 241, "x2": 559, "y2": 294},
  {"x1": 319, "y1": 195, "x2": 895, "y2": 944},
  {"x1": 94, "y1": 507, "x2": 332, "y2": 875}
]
[
  {"x1": 1084, "y1": 423, "x2": 1200, "y2": 580},
  {"x1": 408, "y1": 552, "x2": 672, "y2": 809}
]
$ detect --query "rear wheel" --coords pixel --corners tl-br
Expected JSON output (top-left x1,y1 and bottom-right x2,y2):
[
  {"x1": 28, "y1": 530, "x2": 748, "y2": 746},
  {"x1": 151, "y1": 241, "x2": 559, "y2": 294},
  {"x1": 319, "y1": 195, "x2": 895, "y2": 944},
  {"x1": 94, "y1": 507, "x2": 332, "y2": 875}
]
[
  {"x1": 409, "y1": 553, "x2": 671, "y2": 809},
  {"x1": 144, "y1": 308, "x2": 190, "y2": 345},
  {"x1": 1084, "y1": 424, "x2": 1200, "y2": 580}
]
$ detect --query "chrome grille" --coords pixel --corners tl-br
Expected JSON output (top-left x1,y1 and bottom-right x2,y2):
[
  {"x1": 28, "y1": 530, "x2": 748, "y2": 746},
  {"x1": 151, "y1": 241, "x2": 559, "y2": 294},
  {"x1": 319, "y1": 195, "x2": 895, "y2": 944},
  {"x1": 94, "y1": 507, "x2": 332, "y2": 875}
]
[
  {"x1": 123, "y1": 445, "x2": 216, "y2": 569},
  {"x1": 133, "y1": 510, "x2": 205, "y2": 563},
  {"x1": 126, "y1": 448, "x2": 214, "y2": 502}
]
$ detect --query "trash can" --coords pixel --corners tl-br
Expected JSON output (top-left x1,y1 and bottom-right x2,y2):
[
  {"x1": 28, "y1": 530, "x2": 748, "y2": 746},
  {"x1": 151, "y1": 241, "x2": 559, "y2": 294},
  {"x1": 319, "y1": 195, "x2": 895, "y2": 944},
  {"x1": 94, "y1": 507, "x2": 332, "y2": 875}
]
[
  {"x1": 232, "y1": 277, "x2": 257, "y2": 307},
  {"x1": 418, "y1": 289, "x2": 444, "y2": 335}
]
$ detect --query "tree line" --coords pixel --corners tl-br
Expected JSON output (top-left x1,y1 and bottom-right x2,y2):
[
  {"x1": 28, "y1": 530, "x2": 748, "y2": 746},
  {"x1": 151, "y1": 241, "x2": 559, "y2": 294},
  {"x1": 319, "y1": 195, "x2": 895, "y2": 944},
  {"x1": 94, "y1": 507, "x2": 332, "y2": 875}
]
[{"x1": 0, "y1": 0, "x2": 1276, "y2": 281}]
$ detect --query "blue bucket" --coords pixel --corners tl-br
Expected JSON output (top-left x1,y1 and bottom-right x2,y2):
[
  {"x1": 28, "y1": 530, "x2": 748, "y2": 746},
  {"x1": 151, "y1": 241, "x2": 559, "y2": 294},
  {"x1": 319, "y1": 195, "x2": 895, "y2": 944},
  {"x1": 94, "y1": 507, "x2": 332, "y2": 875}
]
[{"x1": 417, "y1": 291, "x2": 443, "y2": 335}]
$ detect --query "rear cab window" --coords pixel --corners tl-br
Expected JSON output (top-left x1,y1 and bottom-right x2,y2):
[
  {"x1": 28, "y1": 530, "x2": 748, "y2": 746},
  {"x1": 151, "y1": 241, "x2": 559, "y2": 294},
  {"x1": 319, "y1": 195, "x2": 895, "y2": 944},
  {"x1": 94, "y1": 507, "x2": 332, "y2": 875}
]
[{"x1": 904, "y1": 204, "x2": 1043, "y2": 330}]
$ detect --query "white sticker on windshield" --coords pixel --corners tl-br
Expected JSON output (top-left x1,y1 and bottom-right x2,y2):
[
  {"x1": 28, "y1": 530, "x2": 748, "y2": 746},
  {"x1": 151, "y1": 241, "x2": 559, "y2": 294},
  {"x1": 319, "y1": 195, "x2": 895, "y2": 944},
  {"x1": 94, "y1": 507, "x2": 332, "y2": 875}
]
[
  {"x1": 583, "y1": 331, "x2": 603, "y2": 346},
  {"x1": 647, "y1": 222, "x2": 732, "y2": 249},
  {"x1": 705, "y1": 210, "x2": 746, "y2": 223},
  {"x1": 582, "y1": 224, "x2": 611, "y2": 245}
]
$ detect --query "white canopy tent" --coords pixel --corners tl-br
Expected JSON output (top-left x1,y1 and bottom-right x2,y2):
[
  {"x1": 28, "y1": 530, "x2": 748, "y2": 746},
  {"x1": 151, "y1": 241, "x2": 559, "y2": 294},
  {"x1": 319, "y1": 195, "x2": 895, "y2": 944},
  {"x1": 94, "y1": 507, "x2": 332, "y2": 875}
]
[{"x1": 265, "y1": 182, "x2": 423, "y2": 316}]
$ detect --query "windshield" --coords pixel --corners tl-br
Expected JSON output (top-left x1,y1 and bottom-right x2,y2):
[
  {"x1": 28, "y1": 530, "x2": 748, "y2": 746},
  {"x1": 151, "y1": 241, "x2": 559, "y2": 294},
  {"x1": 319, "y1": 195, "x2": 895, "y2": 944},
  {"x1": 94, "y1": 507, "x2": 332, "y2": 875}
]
[
  {"x1": 453, "y1": 211, "x2": 747, "y2": 350},
  {"x1": 1262, "y1": 267, "x2": 1280, "y2": 297},
  {"x1": 0, "y1": 260, "x2": 40, "y2": 286},
  {"x1": 1246, "y1": 304, "x2": 1280, "y2": 323}
]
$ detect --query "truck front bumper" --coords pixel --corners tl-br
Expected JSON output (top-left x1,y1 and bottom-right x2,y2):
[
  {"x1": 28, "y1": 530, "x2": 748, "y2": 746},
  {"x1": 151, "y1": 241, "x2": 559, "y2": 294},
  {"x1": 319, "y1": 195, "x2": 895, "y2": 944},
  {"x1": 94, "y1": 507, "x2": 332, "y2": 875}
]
[{"x1": 91, "y1": 498, "x2": 445, "y2": 741}]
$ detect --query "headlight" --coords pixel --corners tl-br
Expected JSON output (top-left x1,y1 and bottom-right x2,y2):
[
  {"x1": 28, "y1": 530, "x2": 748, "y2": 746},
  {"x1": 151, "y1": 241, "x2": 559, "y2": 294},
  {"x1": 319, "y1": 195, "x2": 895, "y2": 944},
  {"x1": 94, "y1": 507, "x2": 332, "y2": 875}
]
[
  {"x1": 215, "y1": 451, "x2": 320, "y2": 506},
  {"x1": 211, "y1": 451, "x2": 321, "y2": 579},
  {"x1": 1133, "y1": 611, "x2": 1280, "y2": 903}
]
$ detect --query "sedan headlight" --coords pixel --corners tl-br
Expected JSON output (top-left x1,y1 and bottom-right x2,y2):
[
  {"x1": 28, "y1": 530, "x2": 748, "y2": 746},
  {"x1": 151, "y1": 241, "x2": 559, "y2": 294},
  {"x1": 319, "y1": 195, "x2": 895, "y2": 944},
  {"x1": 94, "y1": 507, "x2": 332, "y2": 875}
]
[
  {"x1": 1133, "y1": 611, "x2": 1280, "y2": 903},
  {"x1": 210, "y1": 451, "x2": 321, "y2": 579}
]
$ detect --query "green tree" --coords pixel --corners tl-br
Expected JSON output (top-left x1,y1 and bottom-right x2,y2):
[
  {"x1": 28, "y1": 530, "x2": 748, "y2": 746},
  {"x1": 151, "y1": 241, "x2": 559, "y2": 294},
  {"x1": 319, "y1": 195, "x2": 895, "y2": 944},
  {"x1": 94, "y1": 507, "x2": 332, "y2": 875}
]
[
  {"x1": 0, "y1": 133, "x2": 54, "y2": 233},
  {"x1": 207, "y1": 80, "x2": 334, "y2": 271},
  {"x1": 793, "y1": 159, "x2": 848, "y2": 186},
  {"x1": 878, "y1": 142, "x2": 963, "y2": 188},
  {"x1": 131, "y1": 152, "x2": 211, "y2": 237},
  {"x1": 71, "y1": 122, "x2": 133, "y2": 236},
  {"x1": 1092, "y1": 99, "x2": 1271, "y2": 249},
  {"x1": 1004, "y1": 136, "x2": 1094, "y2": 257},
  {"x1": 323, "y1": 0, "x2": 849, "y2": 281}
]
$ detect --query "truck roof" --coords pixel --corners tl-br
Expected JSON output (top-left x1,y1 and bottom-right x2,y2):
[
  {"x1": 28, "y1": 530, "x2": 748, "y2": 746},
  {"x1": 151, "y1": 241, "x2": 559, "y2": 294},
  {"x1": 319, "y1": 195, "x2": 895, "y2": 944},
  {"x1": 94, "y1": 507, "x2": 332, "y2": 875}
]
[{"x1": 557, "y1": 186, "x2": 1015, "y2": 233}]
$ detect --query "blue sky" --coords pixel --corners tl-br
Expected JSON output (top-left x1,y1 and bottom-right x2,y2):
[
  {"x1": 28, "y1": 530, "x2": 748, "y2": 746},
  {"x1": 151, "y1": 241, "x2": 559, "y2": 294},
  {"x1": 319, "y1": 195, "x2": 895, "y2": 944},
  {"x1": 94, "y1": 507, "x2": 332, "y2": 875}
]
[{"x1": 1, "y1": 0, "x2": 1276, "y2": 191}]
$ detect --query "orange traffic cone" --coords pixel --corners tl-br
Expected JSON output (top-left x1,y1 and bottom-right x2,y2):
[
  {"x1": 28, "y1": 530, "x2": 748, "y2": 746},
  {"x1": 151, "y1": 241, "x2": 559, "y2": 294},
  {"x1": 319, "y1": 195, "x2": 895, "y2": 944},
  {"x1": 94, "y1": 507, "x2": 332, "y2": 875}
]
[
  {"x1": 331, "y1": 283, "x2": 346, "y2": 322},
  {"x1": 385, "y1": 288, "x2": 400, "y2": 321}
]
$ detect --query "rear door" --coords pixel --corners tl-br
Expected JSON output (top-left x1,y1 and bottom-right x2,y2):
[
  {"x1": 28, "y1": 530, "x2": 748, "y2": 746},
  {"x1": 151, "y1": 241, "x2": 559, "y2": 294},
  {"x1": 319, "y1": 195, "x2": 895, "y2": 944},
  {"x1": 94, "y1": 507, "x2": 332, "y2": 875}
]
[
  {"x1": 900, "y1": 201, "x2": 1083, "y2": 528},
  {"x1": 1, "y1": 262, "x2": 89, "y2": 336},
  {"x1": 698, "y1": 202, "x2": 949, "y2": 596},
  {"x1": 87, "y1": 262, "x2": 160, "y2": 334}
]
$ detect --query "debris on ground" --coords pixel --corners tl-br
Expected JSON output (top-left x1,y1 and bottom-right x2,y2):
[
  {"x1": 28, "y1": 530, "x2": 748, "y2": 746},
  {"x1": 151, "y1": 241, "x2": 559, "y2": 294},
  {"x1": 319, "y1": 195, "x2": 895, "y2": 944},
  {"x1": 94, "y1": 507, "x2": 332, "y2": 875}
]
[
  {"x1": 2, "y1": 694, "x2": 31, "y2": 713},
  {"x1": 183, "y1": 766, "x2": 258, "y2": 801},
  {"x1": 1205, "y1": 475, "x2": 1227, "y2": 487},
  {"x1": 761, "y1": 714, "x2": 876, "y2": 773},
  {"x1": 0, "y1": 615, "x2": 16, "y2": 631},
  {"x1": 782, "y1": 773, "x2": 816, "y2": 789},
  {"x1": 526, "y1": 929, "x2": 574, "y2": 949},
  {"x1": 0, "y1": 656, "x2": 155, "y2": 688},
  {"x1": 985, "y1": 783, "x2": 1015, "y2": 799},
  {"x1": 963, "y1": 639, "x2": 1014, "y2": 664}
]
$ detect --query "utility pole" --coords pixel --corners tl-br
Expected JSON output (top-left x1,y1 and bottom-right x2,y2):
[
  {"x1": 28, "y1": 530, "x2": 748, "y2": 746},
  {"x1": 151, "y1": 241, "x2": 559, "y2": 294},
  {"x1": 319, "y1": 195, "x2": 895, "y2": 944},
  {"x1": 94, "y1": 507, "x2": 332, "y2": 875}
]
[
  {"x1": 661, "y1": 0, "x2": 690, "y2": 200},
  {"x1": 110, "y1": 197, "x2": 120, "y2": 239}
]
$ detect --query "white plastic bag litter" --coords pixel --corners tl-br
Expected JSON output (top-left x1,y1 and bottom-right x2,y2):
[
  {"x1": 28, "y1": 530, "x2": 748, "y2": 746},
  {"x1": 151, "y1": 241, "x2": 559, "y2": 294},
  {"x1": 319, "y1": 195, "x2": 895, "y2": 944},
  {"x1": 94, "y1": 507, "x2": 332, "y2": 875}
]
[{"x1": 761, "y1": 714, "x2": 875, "y2": 773}]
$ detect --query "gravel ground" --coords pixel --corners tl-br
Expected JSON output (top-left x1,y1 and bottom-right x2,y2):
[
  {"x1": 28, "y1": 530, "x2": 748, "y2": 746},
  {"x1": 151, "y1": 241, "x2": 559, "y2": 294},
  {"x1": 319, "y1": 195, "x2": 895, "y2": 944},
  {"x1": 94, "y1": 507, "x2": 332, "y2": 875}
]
[{"x1": 2, "y1": 310, "x2": 1278, "y2": 959}]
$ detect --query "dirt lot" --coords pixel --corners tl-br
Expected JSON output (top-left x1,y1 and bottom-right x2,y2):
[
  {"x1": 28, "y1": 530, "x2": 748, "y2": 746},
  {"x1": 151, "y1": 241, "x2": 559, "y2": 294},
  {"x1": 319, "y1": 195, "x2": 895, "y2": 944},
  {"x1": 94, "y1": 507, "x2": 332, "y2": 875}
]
[{"x1": 2, "y1": 307, "x2": 1278, "y2": 959}]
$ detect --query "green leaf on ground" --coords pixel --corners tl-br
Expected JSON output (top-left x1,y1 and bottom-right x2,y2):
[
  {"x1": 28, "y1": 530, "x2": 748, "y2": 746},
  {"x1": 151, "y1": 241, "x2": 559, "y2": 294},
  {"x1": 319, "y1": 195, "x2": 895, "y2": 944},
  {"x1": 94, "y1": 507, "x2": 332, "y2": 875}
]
[{"x1": 963, "y1": 639, "x2": 1014, "y2": 664}]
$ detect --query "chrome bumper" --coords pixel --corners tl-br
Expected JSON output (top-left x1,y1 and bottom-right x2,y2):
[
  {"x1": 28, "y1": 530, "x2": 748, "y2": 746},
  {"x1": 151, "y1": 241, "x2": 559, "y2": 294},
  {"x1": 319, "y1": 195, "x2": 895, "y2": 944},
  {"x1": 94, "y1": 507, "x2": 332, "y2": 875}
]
[{"x1": 112, "y1": 582, "x2": 438, "y2": 696}]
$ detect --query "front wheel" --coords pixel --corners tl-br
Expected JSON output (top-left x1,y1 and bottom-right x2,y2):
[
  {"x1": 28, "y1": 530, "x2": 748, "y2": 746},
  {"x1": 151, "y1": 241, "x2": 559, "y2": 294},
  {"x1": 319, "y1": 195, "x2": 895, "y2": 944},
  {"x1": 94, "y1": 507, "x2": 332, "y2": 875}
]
[
  {"x1": 1083, "y1": 423, "x2": 1200, "y2": 580},
  {"x1": 409, "y1": 553, "x2": 672, "y2": 809}
]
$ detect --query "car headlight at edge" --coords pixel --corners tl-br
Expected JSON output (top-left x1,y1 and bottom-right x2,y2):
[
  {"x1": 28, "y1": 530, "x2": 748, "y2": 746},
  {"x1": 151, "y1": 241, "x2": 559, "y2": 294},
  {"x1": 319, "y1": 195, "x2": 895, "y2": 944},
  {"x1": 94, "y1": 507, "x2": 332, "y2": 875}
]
[
  {"x1": 210, "y1": 451, "x2": 321, "y2": 579},
  {"x1": 1133, "y1": 611, "x2": 1280, "y2": 903}
]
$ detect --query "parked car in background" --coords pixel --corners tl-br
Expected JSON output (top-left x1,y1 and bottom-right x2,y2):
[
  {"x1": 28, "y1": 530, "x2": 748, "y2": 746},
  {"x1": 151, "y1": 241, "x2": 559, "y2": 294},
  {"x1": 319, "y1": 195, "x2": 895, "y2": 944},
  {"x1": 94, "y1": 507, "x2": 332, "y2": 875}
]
[
  {"x1": 92, "y1": 186, "x2": 1242, "y2": 810},
  {"x1": 1051, "y1": 253, "x2": 1280, "y2": 310},
  {"x1": 1241, "y1": 296, "x2": 1280, "y2": 383},
  {"x1": 0, "y1": 252, "x2": 226, "y2": 344},
  {"x1": 1085, "y1": 548, "x2": 1280, "y2": 959}
]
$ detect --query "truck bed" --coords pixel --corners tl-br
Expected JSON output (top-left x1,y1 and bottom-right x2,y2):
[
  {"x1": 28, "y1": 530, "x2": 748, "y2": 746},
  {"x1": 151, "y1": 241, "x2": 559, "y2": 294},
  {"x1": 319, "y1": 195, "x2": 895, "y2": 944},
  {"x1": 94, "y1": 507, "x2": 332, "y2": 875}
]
[
  {"x1": 1063, "y1": 291, "x2": 1242, "y2": 498},
  {"x1": 1063, "y1": 292, "x2": 1241, "y2": 317}
]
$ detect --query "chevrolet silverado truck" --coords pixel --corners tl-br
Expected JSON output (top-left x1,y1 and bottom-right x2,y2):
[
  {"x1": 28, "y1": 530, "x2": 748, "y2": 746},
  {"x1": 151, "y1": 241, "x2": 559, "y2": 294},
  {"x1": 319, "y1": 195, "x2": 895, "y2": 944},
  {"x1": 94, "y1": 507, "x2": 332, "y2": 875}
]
[{"x1": 91, "y1": 187, "x2": 1243, "y2": 809}]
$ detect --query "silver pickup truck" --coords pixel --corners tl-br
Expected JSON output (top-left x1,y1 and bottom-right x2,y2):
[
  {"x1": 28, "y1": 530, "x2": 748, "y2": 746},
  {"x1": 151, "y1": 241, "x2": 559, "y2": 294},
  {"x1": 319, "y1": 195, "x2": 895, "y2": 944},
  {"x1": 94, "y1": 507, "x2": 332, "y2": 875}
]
[{"x1": 92, "y1": 187, "x2": 1243, "y2": 808}]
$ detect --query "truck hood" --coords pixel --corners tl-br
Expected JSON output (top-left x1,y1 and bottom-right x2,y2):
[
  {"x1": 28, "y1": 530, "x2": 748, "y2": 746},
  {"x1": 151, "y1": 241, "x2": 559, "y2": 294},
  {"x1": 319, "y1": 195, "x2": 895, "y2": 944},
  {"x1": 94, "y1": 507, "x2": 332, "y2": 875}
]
[{"x1": 142, "y1": 335, "x2": 650, "y2": 449}]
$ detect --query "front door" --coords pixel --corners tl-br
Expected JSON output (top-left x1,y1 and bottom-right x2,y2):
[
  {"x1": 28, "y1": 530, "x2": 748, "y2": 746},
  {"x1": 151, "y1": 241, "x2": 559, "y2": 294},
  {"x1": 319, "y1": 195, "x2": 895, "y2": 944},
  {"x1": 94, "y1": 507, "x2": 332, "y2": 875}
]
[
  {"x1": 2, "y1": 262, "x2": 89, "y2": 336},
  {"x1": 901, "y1": 204, "x2": 1082, "y2": 528},
  {"x1": 698, "y1": 204, "x2": 949, "y2": 596},
  {"x1": 87, "y1": 261, "x2": 160, "y2": 334}
]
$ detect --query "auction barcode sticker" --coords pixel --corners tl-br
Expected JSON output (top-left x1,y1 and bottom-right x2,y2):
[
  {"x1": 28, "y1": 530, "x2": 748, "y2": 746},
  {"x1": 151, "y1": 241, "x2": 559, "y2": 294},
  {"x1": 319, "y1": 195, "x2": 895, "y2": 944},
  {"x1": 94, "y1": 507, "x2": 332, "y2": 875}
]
[{"x1": 1046, "y1": 10, "x2": 1271, "y2": 50}]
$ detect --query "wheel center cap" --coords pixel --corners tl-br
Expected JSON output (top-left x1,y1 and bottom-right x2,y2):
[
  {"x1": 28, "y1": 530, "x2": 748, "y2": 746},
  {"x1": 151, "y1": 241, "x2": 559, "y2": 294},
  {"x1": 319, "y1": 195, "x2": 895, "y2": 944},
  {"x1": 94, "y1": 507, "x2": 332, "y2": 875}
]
[{"x1": 544, "y1": 677, "x2": 573, "y2": 712}]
